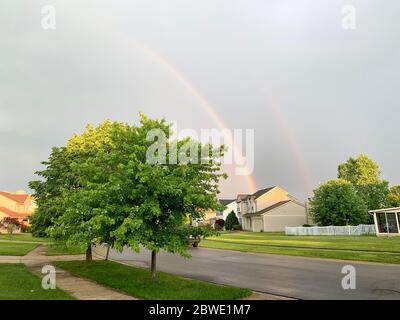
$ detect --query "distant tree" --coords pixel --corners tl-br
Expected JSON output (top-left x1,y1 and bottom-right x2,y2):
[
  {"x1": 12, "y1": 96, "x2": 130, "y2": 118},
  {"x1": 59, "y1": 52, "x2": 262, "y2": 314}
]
[
  {"x1": 225, "y1": 211, "x2": 239, "y2": 230},
  {"x1": 0, "y1": 218, "x2": 21, "y2": 236},
  {"x1": 387, "y1": 186, "x2": 400, "y2": 207},
  {"x1": 309, "y1": 179, "x2": 368, "y2": 226},
  {"x1": 338, "y1": 154, "x2": 389, "y2": 214},
  {"x1": 338, "y1": 154, "x2": 381, "y2": 185}
]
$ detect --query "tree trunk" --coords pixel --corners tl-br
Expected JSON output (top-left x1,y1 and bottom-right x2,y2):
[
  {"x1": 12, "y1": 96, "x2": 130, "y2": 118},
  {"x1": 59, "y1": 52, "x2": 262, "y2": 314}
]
[
  {"x1": 86, "y1": 245, "x2": 92, "y2": 261},
  {"x1": 151, "y1": 250, "x2": 157, "y2": 280},
  {"x1": 105, "y1": 244, "x2": 110, "y2": 261}
]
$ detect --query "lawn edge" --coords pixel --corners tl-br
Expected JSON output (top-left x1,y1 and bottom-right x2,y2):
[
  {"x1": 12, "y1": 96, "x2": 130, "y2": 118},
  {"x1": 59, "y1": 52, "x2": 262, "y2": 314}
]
[
  {"x1": 54, "y1": 259, "x2": 252, "y2": 300},
  {"x1": 199, "y1": 243, "x2": 400, "y2": 266}
]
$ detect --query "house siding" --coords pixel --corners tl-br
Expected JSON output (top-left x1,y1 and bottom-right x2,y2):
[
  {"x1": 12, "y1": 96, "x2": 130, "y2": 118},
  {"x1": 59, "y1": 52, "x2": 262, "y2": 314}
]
[
  {"x1": 255, "y1": 187, "x2": 290, "y2": 212},
  {"x1": 263, "y1": 201, "x2": 306, "y2": 232}
]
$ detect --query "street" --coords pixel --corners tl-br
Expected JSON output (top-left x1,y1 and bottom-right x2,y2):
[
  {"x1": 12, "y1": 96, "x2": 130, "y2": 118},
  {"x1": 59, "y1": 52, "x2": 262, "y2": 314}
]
[{"x1": 94, "y1": 245, "x2": 400, "y2": 300}]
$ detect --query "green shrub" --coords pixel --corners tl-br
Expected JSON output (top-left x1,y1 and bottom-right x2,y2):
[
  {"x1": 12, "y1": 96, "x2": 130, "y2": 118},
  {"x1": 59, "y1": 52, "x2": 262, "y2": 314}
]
[{"x1": 225, "y1": 211, "x2": 239, "y2": 230}]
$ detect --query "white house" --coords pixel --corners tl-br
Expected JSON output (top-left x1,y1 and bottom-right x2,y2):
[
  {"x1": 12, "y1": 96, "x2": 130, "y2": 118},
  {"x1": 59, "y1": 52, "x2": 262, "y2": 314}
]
[{"x1": 215, "y1": 199, "x2": 237, "y2": 221}]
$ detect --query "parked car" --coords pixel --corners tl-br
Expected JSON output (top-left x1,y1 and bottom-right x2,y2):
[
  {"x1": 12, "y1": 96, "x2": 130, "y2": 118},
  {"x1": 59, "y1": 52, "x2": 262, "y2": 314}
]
[{"x1": 177, "y1": 226, "x2": 203, "y2": 247}]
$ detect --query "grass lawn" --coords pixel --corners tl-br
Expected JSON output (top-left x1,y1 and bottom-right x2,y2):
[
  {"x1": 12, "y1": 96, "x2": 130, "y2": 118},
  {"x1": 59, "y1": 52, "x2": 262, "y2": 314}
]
[
  {"x1": 201, "y1": 231, "x2": 400, "y2": 264},
  {"x1": 0, "y1": 242, "x2": 38, "y2": 256},
  {"x1": 46, "y1": 243, "x2": 85, "y2": 256},
  {"x1": 0, "y1": 264, "x2": 74, "y2": 300},
  {"x1": 0, "y1": 233, "x2": 51, "y2": 243},
  {"x1": 55, "y1": 260, "x2": 251, "y2": 300}
]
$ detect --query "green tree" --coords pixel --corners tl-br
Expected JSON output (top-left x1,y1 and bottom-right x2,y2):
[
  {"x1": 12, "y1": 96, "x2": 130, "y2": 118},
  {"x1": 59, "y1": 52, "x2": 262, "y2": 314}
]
[
  {"x1": 387, "y1": 185, "x2": 400, "y2": 207},
  {"x1": 30, "y1": 121, "x2": 126, "y2": 259},
  {"x1": 338, "y1": 154, "x2": 389, "y2": 213},
  {"x1": 338, "y1": 154, "x2": 380, "y2": 185},
  {"x1": 29, "y1": 147, "x2": 77, "y2": 237},
  {"x1": 225, "y1": 211, "x2": 239, "y2": 230},
  {"x1": 33, "y1": 114, "x2": 225, "y2": 277},
  {"x1": 309, "y1": 179, "x2": 368, "y2": 226}
]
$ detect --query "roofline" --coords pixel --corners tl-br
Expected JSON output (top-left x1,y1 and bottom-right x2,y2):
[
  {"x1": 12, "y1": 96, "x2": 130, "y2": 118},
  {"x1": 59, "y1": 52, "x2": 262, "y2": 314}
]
[
  {"x1": 368, "y1": 207, "x2": 400, "y2": 214},
  {"x1": 237, "y1": 186, "x2": 277, "y2": 202},
  {"x1": 258, "y1": 200, "x2": 292, "y2": 215}
]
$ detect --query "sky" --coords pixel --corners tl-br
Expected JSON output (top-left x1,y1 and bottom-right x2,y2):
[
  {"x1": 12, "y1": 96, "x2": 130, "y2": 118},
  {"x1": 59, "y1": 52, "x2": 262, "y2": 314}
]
[{"x1": 0, "y1": 1, "x2": 399, "y2": 200}]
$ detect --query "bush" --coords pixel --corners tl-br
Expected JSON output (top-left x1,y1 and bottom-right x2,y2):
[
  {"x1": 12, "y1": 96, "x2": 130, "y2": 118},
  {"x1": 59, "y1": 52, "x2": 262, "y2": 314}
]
[
  {"x1": 225, "y1": 211, "x2": 239, "y2": 231},
  {"x1": 309, "y1": 179, "x2": 368, "y2": 226},
  {"x1": 214, "y1": 219, "x2": 225, "y2": 230}
]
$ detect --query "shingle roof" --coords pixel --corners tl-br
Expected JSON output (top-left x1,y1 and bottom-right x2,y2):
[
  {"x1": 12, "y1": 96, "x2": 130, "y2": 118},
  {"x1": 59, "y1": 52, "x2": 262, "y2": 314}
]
[
  {"x1": 219, "y1": 199, "x2": 235, "y2": 206},
  {"x1": 0, "y1": 207, "x2": 31, "y2": 218},
  {"x1": 237, "y1": 187, "x2": 276, "y2": 201},
  {"x1": 252, "y1": 187, "x2": 276, "y2": 199},
  {"x1": 0, "y1": 192, "x2": 29, "y2": 204}
]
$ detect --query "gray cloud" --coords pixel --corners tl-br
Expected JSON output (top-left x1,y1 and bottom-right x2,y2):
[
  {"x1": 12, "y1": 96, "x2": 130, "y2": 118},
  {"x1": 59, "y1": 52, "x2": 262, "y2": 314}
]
[{"x1": 0, "y1": 0, "x2": 399, "y2": 200}]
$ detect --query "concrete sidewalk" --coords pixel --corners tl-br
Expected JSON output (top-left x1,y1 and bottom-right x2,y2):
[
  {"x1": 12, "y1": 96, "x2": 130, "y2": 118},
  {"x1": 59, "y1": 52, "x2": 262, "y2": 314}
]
[{"x1": 11, "y1": 245, "x2": 137, "y2": 300}]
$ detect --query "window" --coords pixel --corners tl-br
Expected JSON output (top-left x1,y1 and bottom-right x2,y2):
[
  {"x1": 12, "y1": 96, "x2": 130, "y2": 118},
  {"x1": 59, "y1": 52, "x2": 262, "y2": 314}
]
[
  {"x1": 376, "y1": 213, "x2": 387, "y2": 233},
  {"x1": 387, "y1": 213, "x2": 399, "y2": 233},
  {"x1": 237, "y1": 204, "x2": 241, "y2": 213}
]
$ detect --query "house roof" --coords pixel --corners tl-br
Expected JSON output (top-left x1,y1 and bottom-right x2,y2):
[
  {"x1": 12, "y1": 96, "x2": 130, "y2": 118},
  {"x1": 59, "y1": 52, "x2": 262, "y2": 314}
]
[
  {"x1": 219, "y1": 199, "x2": 235, "y2": 206},
  {"x1": 237, "y1": 194, "x2": 249, "y2": 201},
  {"x1": 252, "y1": 187, "x2": 276, "y2": 199},
  {"x1": 237, "y1": 186, "x2": 276, "y2": 202},
  {"x1": 243, "y1": 200, "x2": 292, "y2": 217},
  {"x1": 0, "y1": 192, "x2": 29, "y2": 204},
  {"x1": 0, "y1": 207, "x2": 31, "y2": 218}
]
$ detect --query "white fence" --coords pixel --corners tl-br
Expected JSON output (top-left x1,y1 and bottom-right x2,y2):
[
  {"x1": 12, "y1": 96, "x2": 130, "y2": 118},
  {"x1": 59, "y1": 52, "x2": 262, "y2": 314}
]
[{"x1": 285, "y1": 224, "x2": 375, "y2": 236}]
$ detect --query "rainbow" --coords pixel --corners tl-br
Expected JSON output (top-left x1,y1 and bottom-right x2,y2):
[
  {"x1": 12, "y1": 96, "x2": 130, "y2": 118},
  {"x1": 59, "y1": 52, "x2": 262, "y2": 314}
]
[
  {"x1": 129, "y1": 41, "x2": 259, "y2": 193},
  {"x1": 64, "y1": 5, "x2": 311, "y2": 196},
  {"x1": 122, "y1": 36, "x2": 312, "y2": 195}
]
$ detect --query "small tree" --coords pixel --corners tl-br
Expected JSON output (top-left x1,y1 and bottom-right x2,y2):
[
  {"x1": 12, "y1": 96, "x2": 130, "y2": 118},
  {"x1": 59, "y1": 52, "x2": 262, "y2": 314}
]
[
  {"x1": 0, "y1": 218, "x2": 21, "y2": 237},
  {"x1": 225, "y1": 211, "x2": 239, "y2": 230},
  {"x1": 309, "y1": 179, "x2": 368, "y2": 226}
]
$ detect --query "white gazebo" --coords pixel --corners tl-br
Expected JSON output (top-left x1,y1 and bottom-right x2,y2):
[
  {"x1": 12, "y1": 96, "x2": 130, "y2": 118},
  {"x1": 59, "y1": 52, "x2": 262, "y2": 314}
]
[{"x1": 369, "y1": 207, "x2": 400, "y2": 236}]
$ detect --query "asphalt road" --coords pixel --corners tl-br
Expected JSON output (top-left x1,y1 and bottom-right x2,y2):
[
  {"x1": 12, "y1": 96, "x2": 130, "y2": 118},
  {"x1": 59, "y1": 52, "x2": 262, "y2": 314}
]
[{"x1": 98, "y1": 245, "x2": 400, "y2": 300}]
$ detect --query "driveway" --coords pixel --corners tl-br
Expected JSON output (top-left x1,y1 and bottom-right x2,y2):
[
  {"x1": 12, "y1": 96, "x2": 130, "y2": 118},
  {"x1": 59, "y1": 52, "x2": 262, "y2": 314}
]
[{"x1": 94, "y1": 245, "x2": 400, "y2": 300}]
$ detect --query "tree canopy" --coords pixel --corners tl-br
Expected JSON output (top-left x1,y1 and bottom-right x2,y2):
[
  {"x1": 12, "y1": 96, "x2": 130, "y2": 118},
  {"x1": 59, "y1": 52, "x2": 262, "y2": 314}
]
[
  {"x1": 30, "y1": 114, "x2": 225, "y2": 279},
  {"x1": 225, "y1": 211, "x2": 239, "y2": 230},
  {"x1": 338, "y1": 154, "x2": 389, "y2": 214},
  {"x1": 338, "y1": 154, "x2": 381, "y2": 185},
  {"x1": 309, "y1": 179, "x2": 368, "y2": 226},
  {"x1": 387, "y1": 185, "x2": 400, "y2": 207}
]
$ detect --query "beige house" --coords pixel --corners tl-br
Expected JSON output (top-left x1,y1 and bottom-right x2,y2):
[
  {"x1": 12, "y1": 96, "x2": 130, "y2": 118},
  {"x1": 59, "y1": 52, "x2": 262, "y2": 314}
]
[
  {"x1": 238, "y1": 186, "x2": 307, "y2": 232},
  {"x1": 0, "y1": 190, "x2": 36, "y2": 232}
]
